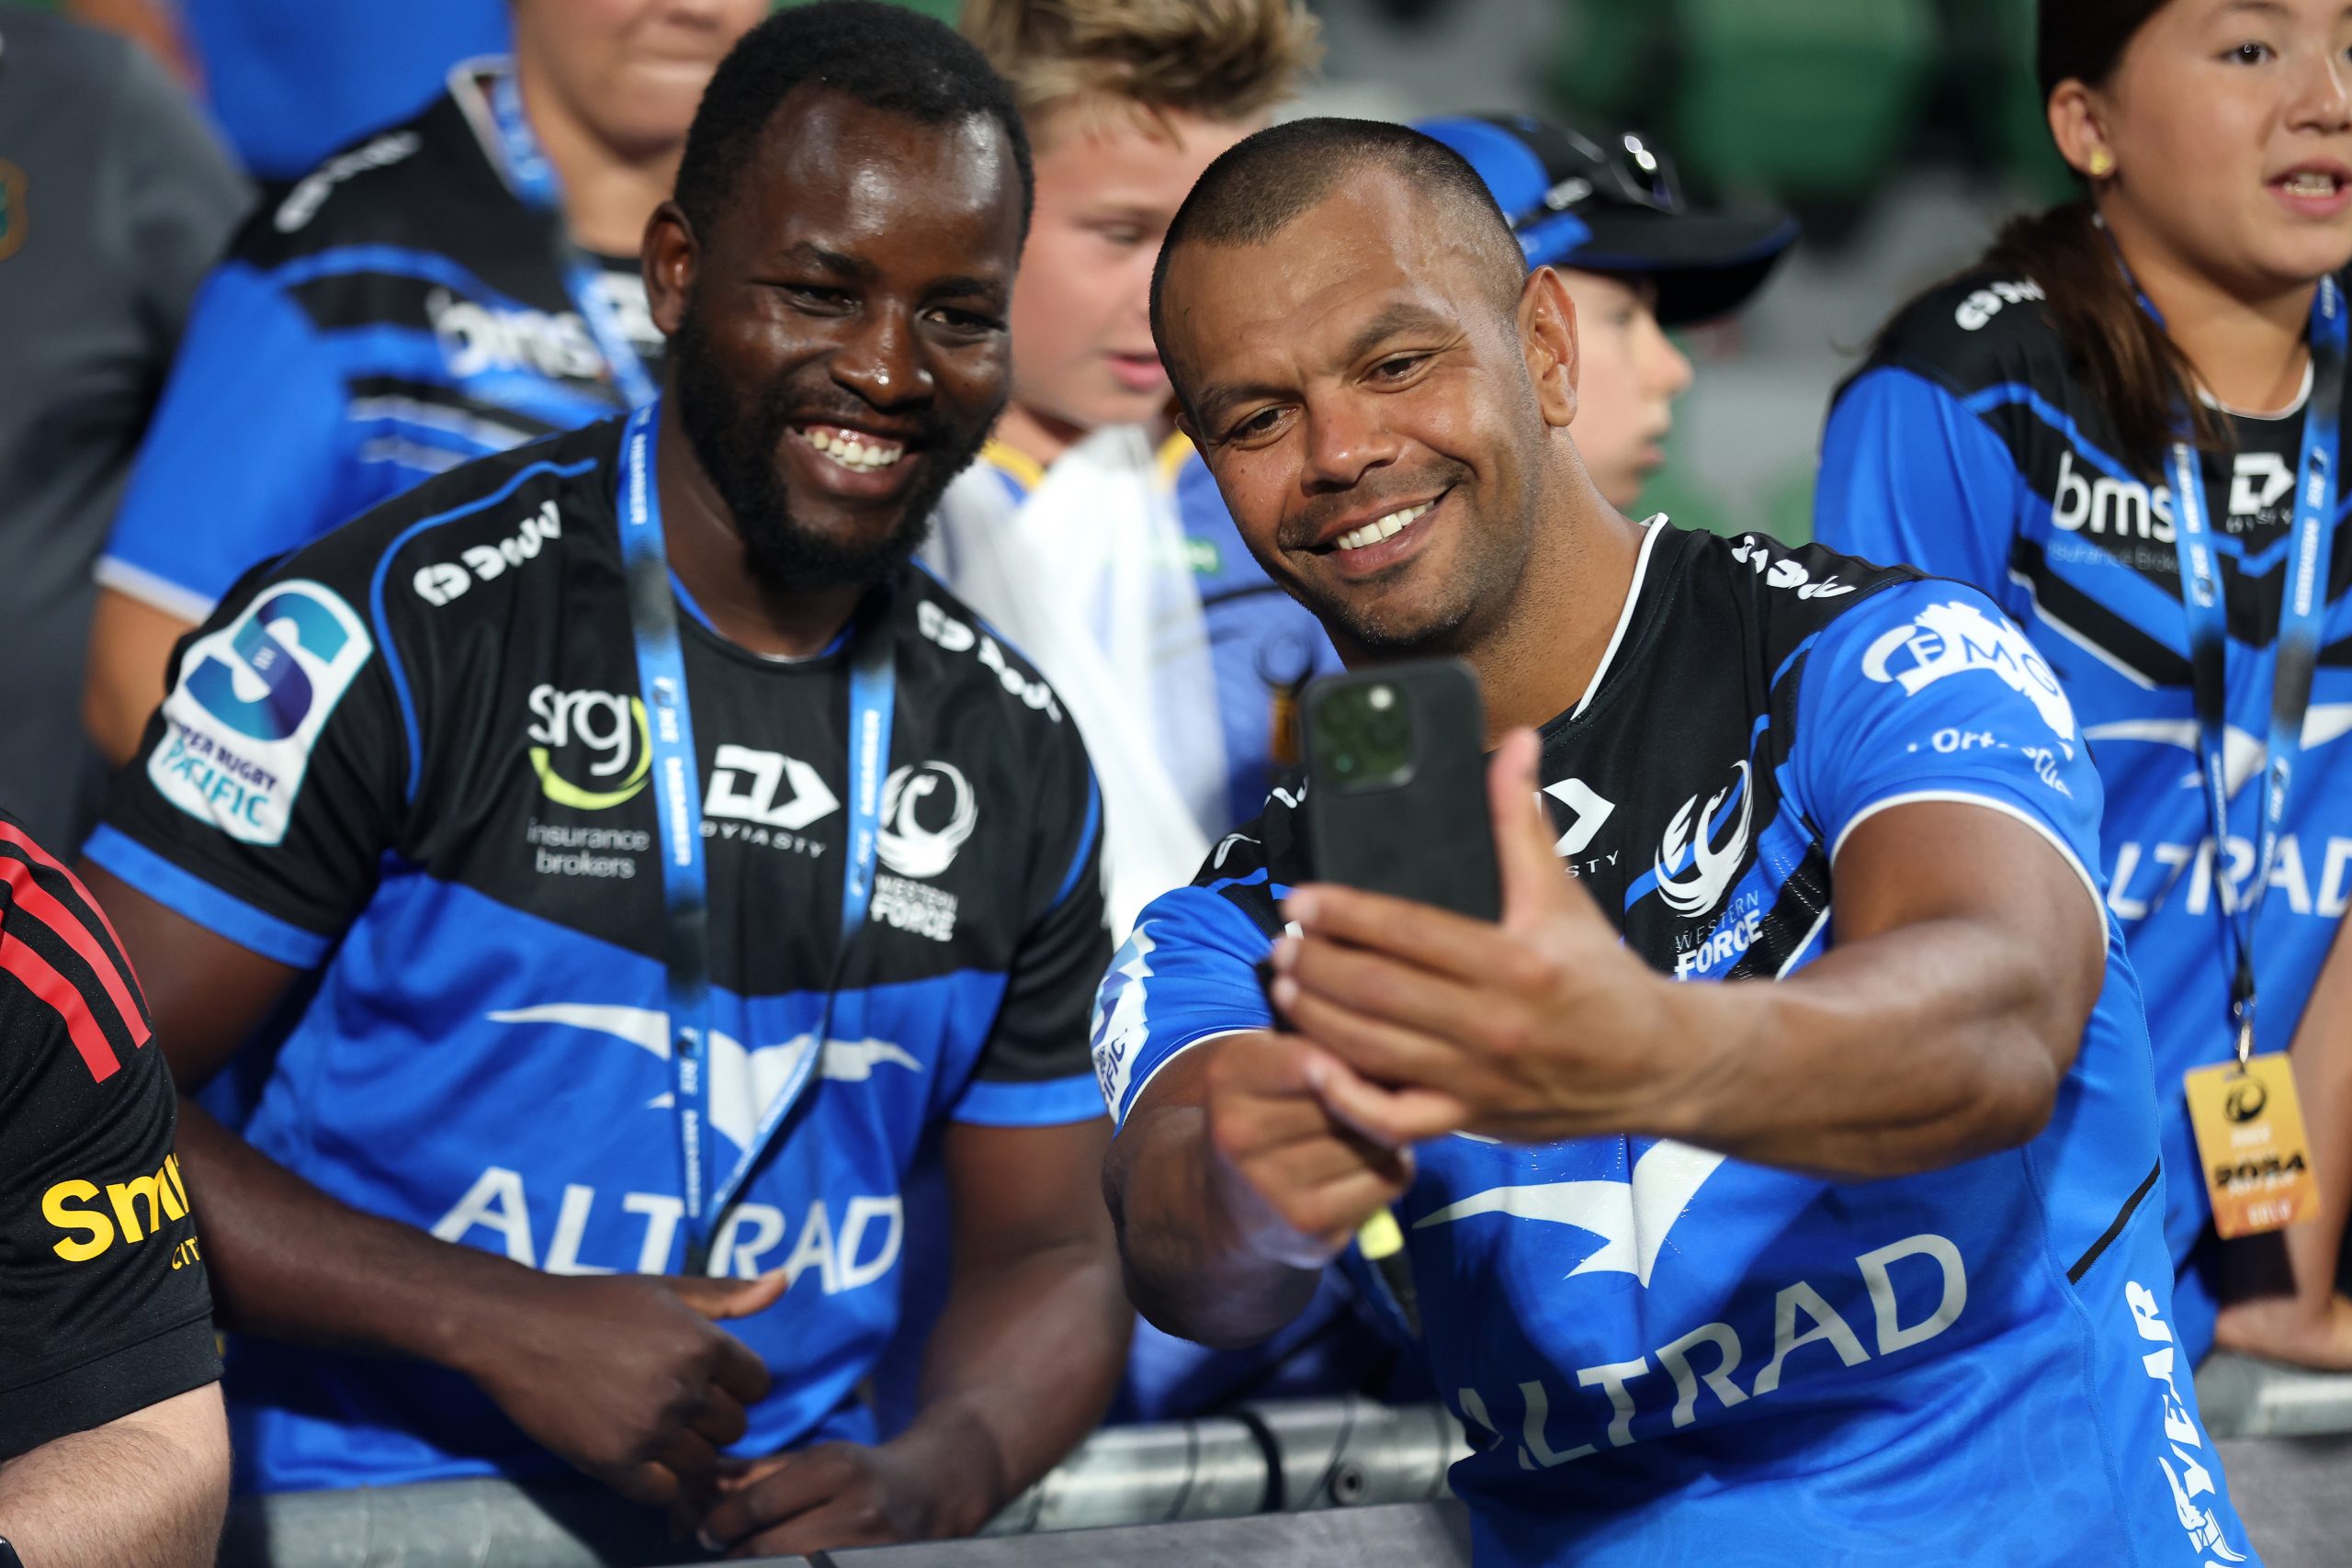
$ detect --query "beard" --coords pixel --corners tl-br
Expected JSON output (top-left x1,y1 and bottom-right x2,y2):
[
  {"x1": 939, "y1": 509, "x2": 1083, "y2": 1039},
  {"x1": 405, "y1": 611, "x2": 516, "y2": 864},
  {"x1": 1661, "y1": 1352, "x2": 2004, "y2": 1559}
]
[{"x1": 668, "y1": 306, "x2": 982, "y2": 593}]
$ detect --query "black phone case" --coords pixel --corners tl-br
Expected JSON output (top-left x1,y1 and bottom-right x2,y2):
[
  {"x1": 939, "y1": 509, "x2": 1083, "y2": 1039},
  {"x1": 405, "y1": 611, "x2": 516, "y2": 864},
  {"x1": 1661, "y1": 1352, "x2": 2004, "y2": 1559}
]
[{"x1": 1302, "y1": 660, "x2": 1501, "y2": 921}]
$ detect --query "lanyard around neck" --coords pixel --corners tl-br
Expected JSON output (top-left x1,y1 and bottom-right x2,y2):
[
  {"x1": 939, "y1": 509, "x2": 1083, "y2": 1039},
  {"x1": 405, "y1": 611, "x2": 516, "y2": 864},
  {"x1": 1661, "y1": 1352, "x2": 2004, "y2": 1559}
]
[
  {"x1": 487, "y1": 65, "x2": 660, "y2": 412},
  {"x1": 2162, "y1": 276, "x2": 2346, "y2": 1064},
  {"x1": 616, "y1": 402, "x2": 898, "y2": 1269}
]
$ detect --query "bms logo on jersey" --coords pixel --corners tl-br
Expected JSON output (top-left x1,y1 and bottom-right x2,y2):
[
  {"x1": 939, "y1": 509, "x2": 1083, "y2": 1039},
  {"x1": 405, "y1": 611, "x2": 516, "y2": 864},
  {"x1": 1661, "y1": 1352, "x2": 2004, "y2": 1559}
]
[
  {"x1": 1860, "y1": 599, "x2": 2076, "y2": 743},
  {"x1": 426, "y1": 288, "x2": 604, "y2": 382},
  {"x1": 153, "y1": 581, "x2": 373, "y2": 844}
]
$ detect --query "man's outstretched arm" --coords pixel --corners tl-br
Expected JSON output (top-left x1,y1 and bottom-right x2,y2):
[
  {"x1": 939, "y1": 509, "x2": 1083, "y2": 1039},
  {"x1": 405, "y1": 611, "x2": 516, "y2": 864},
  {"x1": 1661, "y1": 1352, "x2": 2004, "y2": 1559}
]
[
  {"x1": 1268, "y1": 729, "x2": 2107, "y2": 1180},
  {"x1": 0, "y1": 1384, "x2": 228, "y2": 1568}
]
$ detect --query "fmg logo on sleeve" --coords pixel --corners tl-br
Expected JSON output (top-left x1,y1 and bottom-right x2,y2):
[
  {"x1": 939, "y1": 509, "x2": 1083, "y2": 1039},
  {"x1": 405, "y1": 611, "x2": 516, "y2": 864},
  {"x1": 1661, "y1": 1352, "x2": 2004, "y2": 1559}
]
[{"x1": 150, "y1": 581, "x2": 374, "y2": 844}]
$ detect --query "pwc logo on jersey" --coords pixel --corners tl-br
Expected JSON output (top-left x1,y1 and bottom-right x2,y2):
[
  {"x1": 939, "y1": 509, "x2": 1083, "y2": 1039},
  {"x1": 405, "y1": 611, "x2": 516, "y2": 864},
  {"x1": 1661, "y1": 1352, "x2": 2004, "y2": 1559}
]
[
  {"x1": 915, "y1": 599, "x2": 1062, "y2": 722},
  {"x1": 272, "y1": 130, "x2": 420, "y2": 232},
  {"x1": 1860, "y1": 599, "x2": 2076, "y2": 743},
  {"x1": 152, "y1": 581, "x2": 373, "y2": 845},
  {"x1": 1726, "y1": 536, "x2": 1856, "y2": 600},
  {"x1": 1653, "y1": 761, "x2": 1754, "y2": 919},
  {"x1": 415, "y1": 502, "x2": 562, "y2": 605}
]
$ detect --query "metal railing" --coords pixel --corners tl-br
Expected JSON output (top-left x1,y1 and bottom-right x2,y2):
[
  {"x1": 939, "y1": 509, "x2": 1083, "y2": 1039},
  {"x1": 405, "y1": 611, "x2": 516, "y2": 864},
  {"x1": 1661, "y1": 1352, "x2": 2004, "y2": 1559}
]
[
  {"x1": 214, "y1": 1357, "x2": 2352, "y2": 1568},
  {"x1": 218, "y1": 1398, "x2": 1461, "y2": 1568}
]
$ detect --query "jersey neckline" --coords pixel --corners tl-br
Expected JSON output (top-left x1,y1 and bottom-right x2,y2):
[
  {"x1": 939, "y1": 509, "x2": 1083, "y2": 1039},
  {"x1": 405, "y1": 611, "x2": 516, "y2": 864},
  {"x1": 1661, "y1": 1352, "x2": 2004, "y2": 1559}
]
[{"x1": 1544, "y1": 514, "x2": 1680, "y2": 739}]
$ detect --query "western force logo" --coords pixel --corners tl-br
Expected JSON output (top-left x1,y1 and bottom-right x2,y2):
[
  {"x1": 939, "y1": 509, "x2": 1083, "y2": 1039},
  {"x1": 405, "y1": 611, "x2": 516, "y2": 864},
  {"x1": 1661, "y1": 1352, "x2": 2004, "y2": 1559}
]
[
  {"x1": 1860, "y1": 599, "x2": 2075, "y2": 742},
  {"x1": 527, "y1": 684, "x2": 650, "y2": 810},
  {"x1": 153, "y1": 581, "x2": 372, "y2": 844},
  {"x1": 868, "y1": 761, "x2": 979, "y2": 942},
  {"x1": 1654, "y1": 761, "x2": 1753, "y2": 919},
  {"x1": 1415, "y1": 1141, "x2": 1724, "y2": 1285},
  {"x1": 876, "y1": 762, "x2": 978, "y2": 879}
]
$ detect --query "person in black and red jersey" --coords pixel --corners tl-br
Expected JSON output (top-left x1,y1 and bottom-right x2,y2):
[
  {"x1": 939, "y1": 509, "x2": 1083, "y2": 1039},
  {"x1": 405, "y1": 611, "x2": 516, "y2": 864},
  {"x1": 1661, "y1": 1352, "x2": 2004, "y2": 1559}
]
[{"x1": 0, "y1": 809, "x2": 225, "y2": 1568}]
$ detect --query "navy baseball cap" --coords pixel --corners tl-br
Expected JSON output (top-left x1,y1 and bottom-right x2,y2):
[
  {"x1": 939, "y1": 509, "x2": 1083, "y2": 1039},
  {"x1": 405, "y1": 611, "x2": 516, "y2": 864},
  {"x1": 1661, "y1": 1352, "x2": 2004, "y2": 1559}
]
[{"x1": 1416, "y1": 112, "x2": 1799, "y2": 326}]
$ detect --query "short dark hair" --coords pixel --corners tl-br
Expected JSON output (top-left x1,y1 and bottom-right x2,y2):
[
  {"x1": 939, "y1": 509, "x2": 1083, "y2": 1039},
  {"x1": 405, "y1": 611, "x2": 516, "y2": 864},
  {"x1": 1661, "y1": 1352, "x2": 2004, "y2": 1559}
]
[
  {"x1": 1150, "y1": 117, "x2": 1522, "y2": 350},
  {"x1": 674, "y1": 0, "x2": 1035, "y2": 241}
]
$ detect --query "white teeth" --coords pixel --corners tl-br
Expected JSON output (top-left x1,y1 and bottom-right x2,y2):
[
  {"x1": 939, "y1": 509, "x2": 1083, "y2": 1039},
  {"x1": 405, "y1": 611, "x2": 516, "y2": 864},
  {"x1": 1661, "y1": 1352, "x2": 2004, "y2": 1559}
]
[
  {"x1": 2284, "y1": 172, "x2": 2340, "y2": 196},
  {"x1": 1332, "y1": 501, "x2": 1434, "y2": 552},
  {"x1": 795, "y1": 425, "x2": 904, "y2": 471}
]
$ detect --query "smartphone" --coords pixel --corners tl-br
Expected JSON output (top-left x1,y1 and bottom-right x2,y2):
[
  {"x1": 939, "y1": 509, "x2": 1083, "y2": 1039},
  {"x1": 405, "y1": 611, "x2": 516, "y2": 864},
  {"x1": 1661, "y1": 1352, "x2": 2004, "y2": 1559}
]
[{"x1": 1301, "y1": 659, "x2": 1500, "y2": 921}]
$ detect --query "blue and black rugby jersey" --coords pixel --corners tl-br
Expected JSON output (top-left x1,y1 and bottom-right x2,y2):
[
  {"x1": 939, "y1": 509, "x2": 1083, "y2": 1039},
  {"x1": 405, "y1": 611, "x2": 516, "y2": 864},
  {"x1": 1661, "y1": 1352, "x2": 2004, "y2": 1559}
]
[
  {"x1": 1094, "y1": 523, "x2": 2256, "y2": 1567},
  {"x1": 96, "y1": 62, "x2": 660, "y2": 625},
  {"x1": 86, "y1": 416, "x2": 1108, "y2": 1494},
  {"x1": 1816, "y1": 265, "x2": 2352, "y2": 1361}
]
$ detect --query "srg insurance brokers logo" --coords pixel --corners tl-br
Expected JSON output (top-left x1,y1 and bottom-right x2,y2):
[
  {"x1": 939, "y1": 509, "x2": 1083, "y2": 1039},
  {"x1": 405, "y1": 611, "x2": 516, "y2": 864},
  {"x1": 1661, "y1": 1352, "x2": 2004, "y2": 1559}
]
[{"x1": 152, "y1": 581, "x2": 373, "y2": 844}]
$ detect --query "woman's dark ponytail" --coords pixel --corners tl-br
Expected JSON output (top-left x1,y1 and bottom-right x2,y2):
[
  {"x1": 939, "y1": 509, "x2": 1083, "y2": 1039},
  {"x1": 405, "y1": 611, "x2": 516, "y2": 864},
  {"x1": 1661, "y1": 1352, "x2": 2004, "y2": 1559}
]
[
  {"x1": 1986, "y1": 200, "x2": 2221, "y2": 477},
  {"x1": 1978, "y1": 0, "x2": 2222, "y2": 479}
]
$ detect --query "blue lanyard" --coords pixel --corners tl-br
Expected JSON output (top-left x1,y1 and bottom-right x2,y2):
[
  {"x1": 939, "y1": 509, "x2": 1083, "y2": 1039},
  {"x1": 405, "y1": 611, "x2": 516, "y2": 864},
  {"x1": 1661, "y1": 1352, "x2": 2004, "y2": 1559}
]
[
  {"x1": 616, "y1": 401, "x2": 897, "y2": 1269},
  {"x1": 2165, "y1": 276, "x2": 2346, "y2": 1063},
  {"x1": 487, "y1": 65, "x2": 660, "y2": 411}
]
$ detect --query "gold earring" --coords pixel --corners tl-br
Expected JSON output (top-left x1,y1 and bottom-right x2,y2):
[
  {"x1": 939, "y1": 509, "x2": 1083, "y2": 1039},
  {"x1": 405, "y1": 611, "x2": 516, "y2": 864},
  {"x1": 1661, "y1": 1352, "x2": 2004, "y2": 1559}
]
[{"x1": 2087, "y1": 148, "x2": 2116, "y2": 178}]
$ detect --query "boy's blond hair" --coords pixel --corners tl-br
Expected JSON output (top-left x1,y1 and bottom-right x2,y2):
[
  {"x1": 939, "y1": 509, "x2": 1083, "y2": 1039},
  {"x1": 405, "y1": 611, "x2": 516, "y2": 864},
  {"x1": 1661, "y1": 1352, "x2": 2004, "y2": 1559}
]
[{"x1": 961, "y1": 0, "x2": 1320, "y2": 138}]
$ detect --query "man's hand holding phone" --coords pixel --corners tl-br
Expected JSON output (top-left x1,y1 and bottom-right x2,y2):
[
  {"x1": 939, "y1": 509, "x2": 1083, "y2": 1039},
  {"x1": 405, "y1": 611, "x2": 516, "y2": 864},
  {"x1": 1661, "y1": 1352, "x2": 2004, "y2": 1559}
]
[
  {"x1": 1269, "y1": 728, "x2": 1717, "y2": 1150},
  {"x1": 1199, "y1": 1031, "x2": 1417, "y2": 1269}
]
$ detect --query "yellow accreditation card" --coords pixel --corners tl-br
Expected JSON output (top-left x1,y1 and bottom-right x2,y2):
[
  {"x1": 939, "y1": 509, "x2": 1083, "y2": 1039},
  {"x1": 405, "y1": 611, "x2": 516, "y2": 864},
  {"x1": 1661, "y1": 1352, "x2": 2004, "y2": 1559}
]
[{"x1": 2185, "y1": 1053, "x2": 2321, "y2": 1239}]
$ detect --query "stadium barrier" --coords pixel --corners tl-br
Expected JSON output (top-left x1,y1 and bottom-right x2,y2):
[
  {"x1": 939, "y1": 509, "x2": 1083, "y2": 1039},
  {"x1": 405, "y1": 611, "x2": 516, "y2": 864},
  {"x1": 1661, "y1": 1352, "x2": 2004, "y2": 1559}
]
[{"x1": 215, "y1": 1359, "x2": 2352, "y2": 1568}]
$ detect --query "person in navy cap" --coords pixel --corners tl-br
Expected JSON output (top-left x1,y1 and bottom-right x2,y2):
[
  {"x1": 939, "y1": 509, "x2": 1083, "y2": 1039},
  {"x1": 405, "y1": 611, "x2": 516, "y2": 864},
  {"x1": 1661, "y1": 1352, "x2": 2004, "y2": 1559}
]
[{"x1": 1413, "y1": 111, "x2": 1799, "y2": 511}]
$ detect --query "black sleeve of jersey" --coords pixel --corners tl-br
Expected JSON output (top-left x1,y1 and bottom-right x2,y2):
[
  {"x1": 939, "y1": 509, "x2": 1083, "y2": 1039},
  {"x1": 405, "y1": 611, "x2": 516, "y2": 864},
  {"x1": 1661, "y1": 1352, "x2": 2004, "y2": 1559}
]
[
  {"x1": 0, "y1": 815, "x2": 218, "y2": 1461},
  {"x1": 970, "y1": 737, "x2": 1111, "y2": 1092},
  {"x1": 90, "y1": 528, "x2": 411, "y2": 967}
]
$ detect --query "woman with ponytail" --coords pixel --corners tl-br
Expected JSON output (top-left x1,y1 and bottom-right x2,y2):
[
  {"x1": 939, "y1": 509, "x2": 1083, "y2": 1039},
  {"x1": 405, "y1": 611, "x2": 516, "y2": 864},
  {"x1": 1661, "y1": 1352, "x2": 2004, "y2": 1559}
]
[{"x1": 1817, "y1": 0, "x2": 2352, "y2": 1370}]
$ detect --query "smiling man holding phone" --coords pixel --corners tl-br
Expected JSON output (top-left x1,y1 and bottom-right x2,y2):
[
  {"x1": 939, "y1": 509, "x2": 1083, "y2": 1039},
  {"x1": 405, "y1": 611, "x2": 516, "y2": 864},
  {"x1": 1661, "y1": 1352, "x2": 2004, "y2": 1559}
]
[{"x1": 1094, "y1": 118, "x2": 2258, "y2": 1566}]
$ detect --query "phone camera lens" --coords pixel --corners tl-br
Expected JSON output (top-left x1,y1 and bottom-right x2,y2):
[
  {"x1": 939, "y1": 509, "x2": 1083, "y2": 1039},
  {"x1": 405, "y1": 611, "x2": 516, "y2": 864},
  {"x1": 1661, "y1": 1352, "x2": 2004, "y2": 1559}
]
[{"x1": 1368, "y1": 685, "x2": 1396, "y2": 712}]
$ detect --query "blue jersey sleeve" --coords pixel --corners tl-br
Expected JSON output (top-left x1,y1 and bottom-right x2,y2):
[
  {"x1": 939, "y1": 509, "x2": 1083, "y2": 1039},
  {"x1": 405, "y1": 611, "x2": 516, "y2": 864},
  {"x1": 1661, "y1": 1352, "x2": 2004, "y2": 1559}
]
[
  {"x1": 1792, "y1": 579, "x2": 2105, "y2": 917},
  {"x1": 1091, "y1": 884, "x2": 1277, "y2": 1128},
  {"x1": 97, "y1": 261, "x2": 357, "y2": 620},
  {"x1": 1815, "y1": 367, "x2": 2023, "y2": 599}
]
